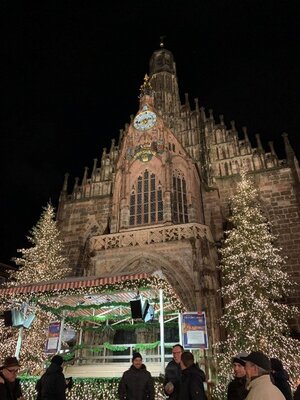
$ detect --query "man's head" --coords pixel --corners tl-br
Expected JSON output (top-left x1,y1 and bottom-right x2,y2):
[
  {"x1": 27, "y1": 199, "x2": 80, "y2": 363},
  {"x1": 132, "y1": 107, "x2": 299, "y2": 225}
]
[
  {"x1": 0, "y1": 357, "x2": 21, "y2": 383},
  {"x1": 241, "y1": 351, "x2": 271, "y2": 380},
  {"x1": 270, "y1": 358, "x2": 284, "y2": 372},
  {"x1": 172, "y1": 344, "x2": 184, "y2": 364},
  {"x1": 132, "y1": 352, "x2": 143, "y2": 369},
  {"x1": 180, "y1": 351, "x2": 194, "y2": 370},
  {"x1": 232, "y1": 352, "x2": 247, "y2": 378},
  {"x1": 51, "y1": 355, "x2": 64, "y2": 367}
]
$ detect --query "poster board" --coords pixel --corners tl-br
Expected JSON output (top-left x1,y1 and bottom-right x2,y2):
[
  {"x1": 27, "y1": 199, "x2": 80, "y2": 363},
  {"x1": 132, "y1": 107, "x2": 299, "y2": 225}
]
[
  {"x1": 181, "y1": 312, "x2": 208, "y2": 349},
  {"x1": 45, "y1": 321, "x2": 61, "y2": 353}
]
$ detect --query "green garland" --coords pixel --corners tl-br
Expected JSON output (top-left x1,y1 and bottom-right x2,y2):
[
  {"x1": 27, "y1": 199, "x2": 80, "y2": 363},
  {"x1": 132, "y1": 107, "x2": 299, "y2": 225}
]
[
  {"x1": 61, "y1": 340, "x2": 176, "y2": 362},
  {"x1": 63, "y1": 340, "x2": 163, "y2": 357},
  {"x1": 102, "y1": 342, "x2": 129, "y2": 351},
  {"x1": 133, "y1": 341, "x2": 160, "y2": 350},
  {"x1": 82, "y1": 320, "x2": 178, "y2": 332}
]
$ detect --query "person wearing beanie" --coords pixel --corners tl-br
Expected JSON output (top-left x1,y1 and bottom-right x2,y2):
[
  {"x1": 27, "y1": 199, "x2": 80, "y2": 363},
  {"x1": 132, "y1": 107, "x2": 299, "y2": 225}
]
[
  {"x1": 35, "y1": 354, "x2": 69, "y2": 400},
  {"x1": 270, "y1": 358, "x2": 293, "y2": 400},
  {"x1": 227, "y1": 352, "x2": 248, "y2": 400},
  {"x1": 118, "y1": 352, "x2": 154, "y2": 400},
  {"x1": 241, "y1": 351, "x2": 285, "y2": 400},
  {"x1": 0, "y1": 356, "x2": 24, "y2": 400}
]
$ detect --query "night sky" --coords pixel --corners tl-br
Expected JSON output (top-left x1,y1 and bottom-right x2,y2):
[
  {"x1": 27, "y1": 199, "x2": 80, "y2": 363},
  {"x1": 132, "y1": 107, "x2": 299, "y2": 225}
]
[{"x1": 1, "y1": 0, "x2": 299, "y2": 265}]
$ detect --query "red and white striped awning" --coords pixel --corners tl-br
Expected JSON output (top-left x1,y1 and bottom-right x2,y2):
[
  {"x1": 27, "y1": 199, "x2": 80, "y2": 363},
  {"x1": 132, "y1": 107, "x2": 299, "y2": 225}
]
[{"x1": 0, "y1": 273, "x2": 149, "y2": 297}]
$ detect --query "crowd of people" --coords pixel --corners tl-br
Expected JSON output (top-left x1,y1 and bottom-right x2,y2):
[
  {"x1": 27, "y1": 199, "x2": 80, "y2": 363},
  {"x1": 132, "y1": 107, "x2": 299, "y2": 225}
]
[
  {"x1": 227, "y1": 350, "x2": 298, "y2": 400},
  {"x1": 0, "y1": 348, "x2": 299, "y2": 400},
  {"x1": 0, "y1": 355, "x2": 72, "y2": 400},
  {"x1": 118, "y1": 345, "x2": 206, "y2": 400}
]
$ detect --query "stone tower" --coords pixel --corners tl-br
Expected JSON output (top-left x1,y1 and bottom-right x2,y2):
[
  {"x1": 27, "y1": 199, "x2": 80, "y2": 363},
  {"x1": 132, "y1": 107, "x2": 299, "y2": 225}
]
[{"x1": 57, "y1": 43, "x2": 300, "y2": 338}]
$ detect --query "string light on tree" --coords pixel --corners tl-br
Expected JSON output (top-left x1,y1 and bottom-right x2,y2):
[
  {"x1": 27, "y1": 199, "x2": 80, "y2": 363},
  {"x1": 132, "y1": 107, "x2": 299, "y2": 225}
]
[
  {"x1": 214, "y1": 170, "x2": 300, "y2": 399},
  {"x1": 10, "y1": 203, "x2": 71, "y2": 285}
]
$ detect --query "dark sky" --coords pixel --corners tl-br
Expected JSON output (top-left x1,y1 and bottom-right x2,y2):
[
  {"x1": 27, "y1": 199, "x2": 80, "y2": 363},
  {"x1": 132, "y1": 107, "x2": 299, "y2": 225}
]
[{"x1": 1, "y1": 0, "x2": 299, "y2": 265}]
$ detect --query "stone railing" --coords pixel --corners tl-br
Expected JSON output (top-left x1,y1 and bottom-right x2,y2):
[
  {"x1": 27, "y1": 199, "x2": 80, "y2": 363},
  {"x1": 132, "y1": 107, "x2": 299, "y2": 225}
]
[{"x1": 90, "y1": 223, "x2": 213, "y2": 251}]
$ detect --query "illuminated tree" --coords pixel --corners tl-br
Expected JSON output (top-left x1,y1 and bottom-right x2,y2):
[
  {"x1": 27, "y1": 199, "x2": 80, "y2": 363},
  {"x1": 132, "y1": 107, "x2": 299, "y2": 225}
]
[
  {"x1": 0, "y1": 203, "x2": 71, "y2": 373},
  {"x1": 11, "y1": 203, "x2": 71, "y2": 284},
  {"x1": 214, "y1": 171, "x2": 300, "y2": 398}
]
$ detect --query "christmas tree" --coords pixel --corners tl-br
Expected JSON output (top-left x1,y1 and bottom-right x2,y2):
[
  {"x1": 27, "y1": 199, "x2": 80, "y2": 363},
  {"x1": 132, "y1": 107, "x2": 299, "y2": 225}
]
[
  {"x1": 11, "y1": 202, "x2": 71, "y2": 284},
  {"x1": 0, "y1": 203, "x2": 70, "y2": 372},
  {"x1": 214, "y1": 170, "x2": 300, "y2": 398}
]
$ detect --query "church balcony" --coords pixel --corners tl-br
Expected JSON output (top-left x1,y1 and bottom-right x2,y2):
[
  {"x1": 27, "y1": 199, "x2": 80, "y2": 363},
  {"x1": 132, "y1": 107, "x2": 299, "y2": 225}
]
[{"x1": 89, "y1": 223, "x2": 214, "y2": 252}]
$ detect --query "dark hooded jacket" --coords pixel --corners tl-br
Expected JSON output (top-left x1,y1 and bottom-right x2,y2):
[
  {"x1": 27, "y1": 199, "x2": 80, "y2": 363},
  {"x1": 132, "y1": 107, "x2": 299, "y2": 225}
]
[
  {"x1": 118, "y1": 364, "x2": 154, "y2": 400},
  {"x1": 271, "y1": 370, "x2": 293, "y2": 400},
  {"x1": 179, "y1": 363, "x2": 206, "y2": 400},
  {"x1": 35, "y1": 362, "x2": 66, "y2": 400}
]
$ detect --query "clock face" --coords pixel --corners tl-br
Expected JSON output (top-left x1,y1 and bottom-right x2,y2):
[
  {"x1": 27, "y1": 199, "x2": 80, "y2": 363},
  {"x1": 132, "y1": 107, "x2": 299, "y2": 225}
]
[{"x1": 133, "y1": 110, "x2": 157, "y2": 131}]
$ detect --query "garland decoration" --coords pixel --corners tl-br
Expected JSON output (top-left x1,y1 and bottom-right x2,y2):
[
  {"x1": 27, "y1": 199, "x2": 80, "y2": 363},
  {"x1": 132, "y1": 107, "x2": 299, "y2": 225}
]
[{"x1": 19, "y1": 376, "x2": 166, "y2": 400}]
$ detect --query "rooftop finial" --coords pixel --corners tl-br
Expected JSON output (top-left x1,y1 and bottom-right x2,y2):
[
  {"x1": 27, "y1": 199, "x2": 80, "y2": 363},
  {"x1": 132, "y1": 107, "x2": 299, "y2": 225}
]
[{"x1": 160, "y1": 35, "x2": 166, "y2": 48}]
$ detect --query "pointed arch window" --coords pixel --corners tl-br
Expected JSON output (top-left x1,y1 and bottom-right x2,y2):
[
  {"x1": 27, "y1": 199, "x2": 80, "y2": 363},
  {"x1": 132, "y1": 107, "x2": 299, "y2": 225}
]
[
  {"x1": 172, "y1": 171, "x2": 189, "y2": 224},
  {"x1": 129, "y1": 170, "x2": 163, "y2": 226}
]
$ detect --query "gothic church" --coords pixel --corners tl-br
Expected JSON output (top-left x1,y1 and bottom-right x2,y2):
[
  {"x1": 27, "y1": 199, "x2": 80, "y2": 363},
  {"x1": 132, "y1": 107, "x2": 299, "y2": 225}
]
[{"x1": 57, "y1": 44, "x2": 300, "y2": 340}]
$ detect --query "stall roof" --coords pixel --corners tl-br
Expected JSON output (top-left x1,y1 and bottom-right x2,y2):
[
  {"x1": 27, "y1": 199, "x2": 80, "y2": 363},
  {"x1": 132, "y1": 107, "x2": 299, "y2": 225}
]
[
  {"x1": 0, "y1": 273, "x2": 149, "y2": 296},
  {"x1": 0, "y1": 273, "x2": 183, "y2": 322}
]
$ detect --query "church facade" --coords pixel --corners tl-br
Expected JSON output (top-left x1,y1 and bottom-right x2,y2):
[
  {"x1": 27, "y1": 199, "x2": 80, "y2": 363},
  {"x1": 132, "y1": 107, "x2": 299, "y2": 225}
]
[{"x1": 57, "y1": 45, "x2": 300, "y2": 342}]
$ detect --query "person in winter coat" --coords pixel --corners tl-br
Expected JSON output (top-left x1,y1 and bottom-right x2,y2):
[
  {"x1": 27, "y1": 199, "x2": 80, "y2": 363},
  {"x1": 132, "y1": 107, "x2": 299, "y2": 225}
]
[
  {"x1": 179, "y1": 351, "x2": 206, "y2": 400},
  {"x1": 118, "y1": 352, "x2": 154, "y2": 400},
  {"x1": 241, "y1": 351, "x2": 285, "y2": 400},
  {"x1": 164, "y1": 344, "x2": 184, "y2": 399},
  {"x1": 36, "y1": 355, "x2": 70, "y2": 400},
  {"x1": 0, "y1": 356, "x2": 24, "y2": 400},
  {"x1": 270, "y1": 358, "x2": 293, "y2": 400},
  {"x1": 227, "y1": 352, "x2": 249, "y2": 400}
]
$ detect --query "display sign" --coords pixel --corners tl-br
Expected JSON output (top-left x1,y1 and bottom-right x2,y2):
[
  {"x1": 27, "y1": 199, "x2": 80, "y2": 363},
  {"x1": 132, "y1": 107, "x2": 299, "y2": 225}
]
[
  {"x1": 181, "y1": 312, "x2": 208, "y2": 349},
  {"x1": 45, "y1": 322, "x2": 61, "y2": 353}
]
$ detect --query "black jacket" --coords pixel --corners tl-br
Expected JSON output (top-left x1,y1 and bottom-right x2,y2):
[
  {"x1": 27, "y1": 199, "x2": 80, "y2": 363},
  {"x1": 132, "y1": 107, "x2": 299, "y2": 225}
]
[
  {"x1": 164, "y1": 359, "x2": 182, "y2": 399},
  {"x1": 36, "y1": 362, "x2": 66, "y2": 400},
  {"x1": 118, "y1": 364, "x2": 154, "y2": 400},
  {"x1": 179, "y1": 364, "x2": 206, "y2": 400},
  {"x1": 227, "y1": 376, "x2": 248, "y2": 400},
  {"x1": 271, "y1": 371, "x2": 293, "y2": 400},
  {"x1": 0, "y1": 372, "x2": 22, "y2": 400}
]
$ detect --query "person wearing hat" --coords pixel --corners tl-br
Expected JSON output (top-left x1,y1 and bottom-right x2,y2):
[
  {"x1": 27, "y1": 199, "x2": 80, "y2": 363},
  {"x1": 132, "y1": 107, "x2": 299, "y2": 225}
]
[
  {"x1": 0, "y1": 356, "x2": 24, "y2": 400},
  {"x1": 227, "y1": 352, "x2": 249, "y2": 400},
  {"x1": 241, "y1": 351, "x2": 285, "y2": 400},
  {"x1": 35, "y1": 354, "x2": 69, "y2": 400},
  {"x1": 118, "y1": 352, "x2": 154, "y2": 400}
]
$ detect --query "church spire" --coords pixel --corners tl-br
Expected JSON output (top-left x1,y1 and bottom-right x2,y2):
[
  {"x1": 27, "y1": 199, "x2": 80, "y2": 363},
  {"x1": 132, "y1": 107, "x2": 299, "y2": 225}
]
[{"x1": 148, "y1": 43, "x2": 180, "y2": 118}]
